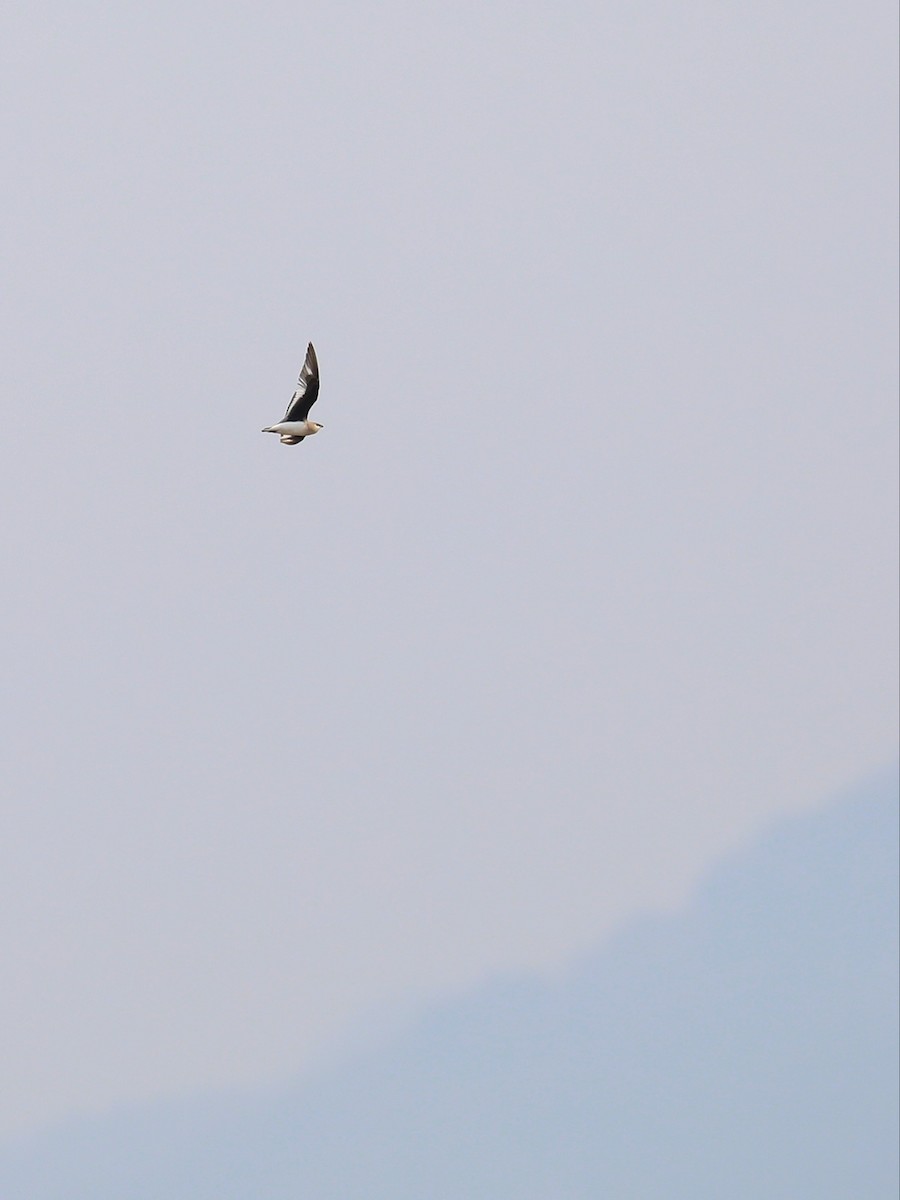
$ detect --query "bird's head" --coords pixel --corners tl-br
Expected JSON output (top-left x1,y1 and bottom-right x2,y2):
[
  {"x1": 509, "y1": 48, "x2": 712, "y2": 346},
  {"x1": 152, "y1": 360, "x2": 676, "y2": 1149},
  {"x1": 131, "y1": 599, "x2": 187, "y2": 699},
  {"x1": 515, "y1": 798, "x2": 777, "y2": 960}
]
[{"x1": 311, "y1": 422, "x2": 324, "y2": 433}]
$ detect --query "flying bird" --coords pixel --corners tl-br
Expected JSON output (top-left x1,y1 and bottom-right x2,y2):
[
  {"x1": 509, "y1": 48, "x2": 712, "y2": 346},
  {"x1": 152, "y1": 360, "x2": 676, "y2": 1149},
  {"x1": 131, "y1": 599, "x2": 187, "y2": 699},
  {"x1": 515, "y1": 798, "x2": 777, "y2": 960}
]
[{"x1": 262, "y1": 342, "x2": 323, "y2": 445}]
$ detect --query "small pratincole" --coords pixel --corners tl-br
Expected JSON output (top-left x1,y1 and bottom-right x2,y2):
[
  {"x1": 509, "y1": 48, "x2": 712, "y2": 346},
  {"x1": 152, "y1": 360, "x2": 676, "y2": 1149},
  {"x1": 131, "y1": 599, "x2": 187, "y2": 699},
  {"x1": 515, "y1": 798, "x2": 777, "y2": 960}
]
[{"x1": 262, "y1": 342, "x2": 323, "y2": 445}]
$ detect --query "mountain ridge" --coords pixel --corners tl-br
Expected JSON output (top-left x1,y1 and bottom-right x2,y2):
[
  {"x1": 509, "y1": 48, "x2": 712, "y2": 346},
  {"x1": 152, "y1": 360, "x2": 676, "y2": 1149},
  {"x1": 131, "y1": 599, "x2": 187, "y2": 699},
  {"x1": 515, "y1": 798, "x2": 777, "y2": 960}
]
[{"x1": 2, "y1": 763, "x2": 897, "y2": 1198}]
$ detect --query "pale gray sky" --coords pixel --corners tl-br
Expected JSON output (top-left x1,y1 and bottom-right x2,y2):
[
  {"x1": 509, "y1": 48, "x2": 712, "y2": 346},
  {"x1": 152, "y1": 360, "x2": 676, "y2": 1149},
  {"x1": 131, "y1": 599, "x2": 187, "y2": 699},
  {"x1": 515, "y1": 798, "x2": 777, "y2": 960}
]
[{"x1": 1, "y1": 0, "x2": 897, "y2": 1136}]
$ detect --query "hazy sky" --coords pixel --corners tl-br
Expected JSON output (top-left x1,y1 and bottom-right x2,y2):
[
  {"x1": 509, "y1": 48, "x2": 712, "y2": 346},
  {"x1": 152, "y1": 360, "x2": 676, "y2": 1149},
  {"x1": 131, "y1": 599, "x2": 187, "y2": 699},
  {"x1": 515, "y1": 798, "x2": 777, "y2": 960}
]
[{"x1": 1, "y1": 0, "x2": 897, "y2": 1136}]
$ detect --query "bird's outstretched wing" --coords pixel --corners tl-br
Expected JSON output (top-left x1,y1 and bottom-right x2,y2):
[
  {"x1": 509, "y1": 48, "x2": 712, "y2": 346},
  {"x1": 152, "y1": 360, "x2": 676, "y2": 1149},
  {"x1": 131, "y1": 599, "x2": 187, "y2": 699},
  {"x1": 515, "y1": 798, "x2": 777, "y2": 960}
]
[{"x1": 281, "y1": 343, "x2": 320, "y2": 422}]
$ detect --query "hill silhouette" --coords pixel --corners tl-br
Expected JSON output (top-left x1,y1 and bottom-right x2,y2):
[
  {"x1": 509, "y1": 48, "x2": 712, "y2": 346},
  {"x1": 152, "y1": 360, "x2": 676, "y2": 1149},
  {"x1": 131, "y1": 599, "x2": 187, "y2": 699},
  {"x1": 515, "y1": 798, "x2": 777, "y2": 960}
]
[{"x1": 2, "y1": 766, "x2": 896, "y2": 1198}]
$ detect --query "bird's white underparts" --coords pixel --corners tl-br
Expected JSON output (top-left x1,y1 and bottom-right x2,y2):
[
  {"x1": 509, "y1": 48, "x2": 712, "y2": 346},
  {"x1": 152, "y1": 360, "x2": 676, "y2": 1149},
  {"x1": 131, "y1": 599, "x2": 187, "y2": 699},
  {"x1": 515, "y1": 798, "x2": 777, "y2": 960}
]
[
  {"x1": 261, "y1": 419, "x2": 323, "y2": 445},
  {"x1": 262, "y1": 342, "x2": 323, "y2": 446}
]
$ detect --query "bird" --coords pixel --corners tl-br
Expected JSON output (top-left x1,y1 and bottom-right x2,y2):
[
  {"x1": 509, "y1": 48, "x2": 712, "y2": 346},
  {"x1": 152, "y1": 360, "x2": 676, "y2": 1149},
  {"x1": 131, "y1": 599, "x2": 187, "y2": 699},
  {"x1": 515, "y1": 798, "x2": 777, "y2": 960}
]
[{"x1": 262, "y1": 342, "x2": 323, "y2": 445}]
